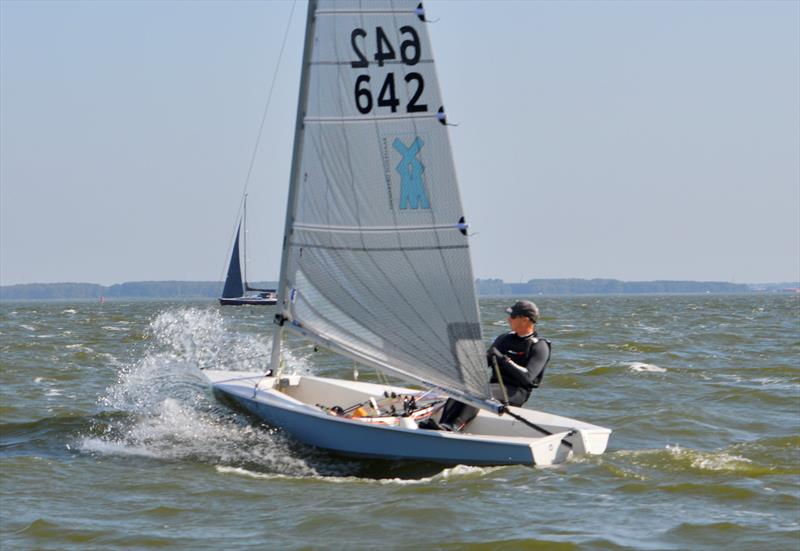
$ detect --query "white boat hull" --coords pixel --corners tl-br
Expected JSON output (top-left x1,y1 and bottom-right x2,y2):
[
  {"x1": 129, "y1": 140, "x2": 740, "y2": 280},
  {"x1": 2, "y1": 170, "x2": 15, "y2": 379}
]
[{"x1": 205, "y1": 370, "x2": 611, "y2": 466}]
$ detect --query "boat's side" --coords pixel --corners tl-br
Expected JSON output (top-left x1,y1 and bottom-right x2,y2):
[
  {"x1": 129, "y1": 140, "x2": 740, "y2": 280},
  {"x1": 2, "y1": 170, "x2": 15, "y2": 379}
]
[
  {"x1": 468, "y1": 405, "x2": 611, "y2": 456},
  {"x1": 204, "y1": 371, "x2": 607, "y2": 466},
  {"x1": 220, "y1": 387, "x2": 554, "y2": 465},
  {"x1": 267, "y1": 373, "x2": 610, "y2": 456}
]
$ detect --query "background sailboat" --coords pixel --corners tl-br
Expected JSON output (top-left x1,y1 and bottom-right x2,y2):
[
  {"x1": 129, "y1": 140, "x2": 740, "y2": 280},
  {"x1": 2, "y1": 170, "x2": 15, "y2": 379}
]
[{"x1": 219, "y1": 196, "x2": 276, "y2": 306}]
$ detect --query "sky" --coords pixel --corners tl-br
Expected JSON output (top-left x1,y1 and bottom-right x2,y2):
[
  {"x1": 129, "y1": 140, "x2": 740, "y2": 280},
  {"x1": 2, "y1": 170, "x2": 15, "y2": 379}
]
[{"x1": 1, "y1": 0, "x2": 798, "y2": 286}]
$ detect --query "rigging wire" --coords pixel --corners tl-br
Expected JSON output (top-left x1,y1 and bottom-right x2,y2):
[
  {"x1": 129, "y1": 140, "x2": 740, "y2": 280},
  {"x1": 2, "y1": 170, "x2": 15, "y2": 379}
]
[
  {"x1": 217, "y1": 0, "x2": 299, "y2": 286},
  {"x1": 240, "y1": 0, "x2": 298, "y2": 199}
]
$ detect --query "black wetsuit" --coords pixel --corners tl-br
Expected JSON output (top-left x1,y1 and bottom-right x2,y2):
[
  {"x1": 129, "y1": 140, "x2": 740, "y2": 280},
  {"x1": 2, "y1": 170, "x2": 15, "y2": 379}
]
[
  {"x1": 489, "y1": 331, "x2": 551, "y2": 397},
  {"x1": 435, "y1": 331, "x2": 551, "y2": 431}
]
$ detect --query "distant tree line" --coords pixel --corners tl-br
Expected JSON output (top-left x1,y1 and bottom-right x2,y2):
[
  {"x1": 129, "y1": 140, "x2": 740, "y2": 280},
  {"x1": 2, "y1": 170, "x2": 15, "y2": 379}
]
[
  {"x1": 3, "y1": 278, "x2": 791, "y2": 300},
  {"x1": 0, "y1": 281, "x2": 278, "y2": 300},
  {"x1": 475, "y1": 278, "x2": 756, "y2": 296}
]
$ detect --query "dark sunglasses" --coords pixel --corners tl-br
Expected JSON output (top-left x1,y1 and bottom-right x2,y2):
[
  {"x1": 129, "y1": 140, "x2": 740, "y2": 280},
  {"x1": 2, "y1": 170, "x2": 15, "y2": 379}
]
[{"x1": 508, "y1": 313, "x2": 534, "y2": 321}]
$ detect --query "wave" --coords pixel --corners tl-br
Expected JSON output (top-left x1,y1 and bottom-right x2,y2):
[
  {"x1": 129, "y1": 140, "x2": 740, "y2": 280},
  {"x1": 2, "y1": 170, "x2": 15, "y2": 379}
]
[
  {"x1": 65, "y1": 344, "x2": 94, "y2": 352},
  {"x1": 707, "y1": 386, "x2": 799, "y2": 407},
  {"x1": 215, "y1": 463, "x2": 499, "y2": 485},
  {"x1": 11, "y1": 518, "x2": 110, "y2": 544},
  {"x1": 584, "y1": 365, "x2": 617, "y2": 376},
  {"x1": 607, "y1": 440, "x2": 799, "y2": 478},
  {"x1": 619, "y1": 481, "x2": 760, "y2": 500},
  {"x1": 2, "y1": 411, "x2": 128, "y2": 455},
  {"x1": 101, "y1": 326, "x2": 128, "y2": 332},
  {"x1": 608, "y1": 342, "x2": 669, "y2": 353},
  {"x1": 583, "y1": 362, "x2": 667, "y2": 376},
  {"x1": 628, "y1": 362, "x2": 666, "y2": 373},
  {"x1": 665, "y1": 445, "x2": 754, "y2": 472}
]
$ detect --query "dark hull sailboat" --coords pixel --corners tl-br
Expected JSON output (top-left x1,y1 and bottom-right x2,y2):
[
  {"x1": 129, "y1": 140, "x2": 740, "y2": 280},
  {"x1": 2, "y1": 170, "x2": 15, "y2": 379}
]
[
  {"x1": 219, "y1": 219, "x2": 276, "y2": 306},
  {"x1": 219, "y1": 294, "x2": 276, "y2": 306}
]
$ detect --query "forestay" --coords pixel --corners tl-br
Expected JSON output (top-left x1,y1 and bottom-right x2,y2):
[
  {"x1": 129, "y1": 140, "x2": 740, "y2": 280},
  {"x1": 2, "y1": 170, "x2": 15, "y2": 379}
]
[{"x1": 275, "y1": 0, "x2": 495, "y2": 410}]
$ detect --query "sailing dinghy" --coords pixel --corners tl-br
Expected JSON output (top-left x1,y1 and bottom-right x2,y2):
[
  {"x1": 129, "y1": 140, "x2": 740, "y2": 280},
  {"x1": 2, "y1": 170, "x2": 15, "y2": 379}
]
[
  {"x1": 205, "y1": 0, "x2": 610, "y2": 466},
  {"x1": 219, "y1": 195, "x2": 277, "y2": 306}
]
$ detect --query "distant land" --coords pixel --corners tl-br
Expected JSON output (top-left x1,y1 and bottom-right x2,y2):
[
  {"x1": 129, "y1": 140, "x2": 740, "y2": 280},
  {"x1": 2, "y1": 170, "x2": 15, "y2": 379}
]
[
  {"x1": 476, "y1": 279, "x2": 798, "y2": 296},
  {"x1": 0, "y1": 280, "x2": 278, "y2": 300},
  {"x1": 1, "y1": 279, "x2": 797, "y2": 300}
]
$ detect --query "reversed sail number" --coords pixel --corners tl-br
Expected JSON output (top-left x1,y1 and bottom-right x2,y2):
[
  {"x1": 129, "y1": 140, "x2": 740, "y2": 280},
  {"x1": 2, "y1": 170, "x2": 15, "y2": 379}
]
[{"x1": 350, "y1": 26, "x2": 427, "y2": 115}]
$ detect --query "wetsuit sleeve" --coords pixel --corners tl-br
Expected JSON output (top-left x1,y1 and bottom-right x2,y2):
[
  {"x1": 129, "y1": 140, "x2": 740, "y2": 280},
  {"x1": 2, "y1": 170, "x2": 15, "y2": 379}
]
[
  {"x1": 495, "y1": 339, "x2": 551, "y2": 390},
  {"x1": 494, "y1": 353, "x2": 533, "y2": 390},
  {"x1": 522, "y1": 340, "x2": 551, "y2": 388}
]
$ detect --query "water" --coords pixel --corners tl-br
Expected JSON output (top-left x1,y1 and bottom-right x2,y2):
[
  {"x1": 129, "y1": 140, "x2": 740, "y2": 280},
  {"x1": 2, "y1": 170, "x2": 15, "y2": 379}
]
[{"x1": 1, "y1": 295, "x2": 798, "y2": 549}]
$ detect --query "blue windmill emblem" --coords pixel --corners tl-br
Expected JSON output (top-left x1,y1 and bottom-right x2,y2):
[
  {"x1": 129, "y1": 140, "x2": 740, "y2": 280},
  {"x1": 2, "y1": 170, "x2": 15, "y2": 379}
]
[{"x1": 393, "y1": 137, "x2": 430, "y2": 210}]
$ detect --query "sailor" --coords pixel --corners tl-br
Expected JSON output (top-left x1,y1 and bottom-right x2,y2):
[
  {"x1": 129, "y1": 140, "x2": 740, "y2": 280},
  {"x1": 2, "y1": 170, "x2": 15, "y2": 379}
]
[{"x1": 422, "y1": 300, "x2": 551, "y2": 432}]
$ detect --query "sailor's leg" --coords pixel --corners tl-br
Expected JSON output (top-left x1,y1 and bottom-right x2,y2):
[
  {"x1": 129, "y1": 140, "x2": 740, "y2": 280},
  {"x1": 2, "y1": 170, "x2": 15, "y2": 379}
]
[
  {"x1": 491, "y1": 383, "x2": 531, "y2": 407},
  {"x1": 438, "y1": 398, "x2": 478, "y2": 431},
  {"x1": 419, "y1": 398, "x2": 478, "y2": 431}
]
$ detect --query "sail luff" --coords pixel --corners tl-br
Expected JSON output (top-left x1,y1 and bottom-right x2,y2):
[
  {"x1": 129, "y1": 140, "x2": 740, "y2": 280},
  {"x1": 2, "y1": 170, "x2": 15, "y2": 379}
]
[{"x1": 270, "y1": 0, "x2": 320, "y2": 371}]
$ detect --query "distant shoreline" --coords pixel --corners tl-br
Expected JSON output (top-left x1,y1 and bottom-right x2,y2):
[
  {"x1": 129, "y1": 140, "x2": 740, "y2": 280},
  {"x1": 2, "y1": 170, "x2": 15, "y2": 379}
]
[{"x1": 1, "y1": 279, "x2": 797, "y2": 300}]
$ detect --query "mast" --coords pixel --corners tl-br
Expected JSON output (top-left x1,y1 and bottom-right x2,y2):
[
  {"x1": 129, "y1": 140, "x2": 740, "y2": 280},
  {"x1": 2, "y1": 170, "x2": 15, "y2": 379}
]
[{"x1": 270, "y1": 0, "x2": 318, "y2": 372}]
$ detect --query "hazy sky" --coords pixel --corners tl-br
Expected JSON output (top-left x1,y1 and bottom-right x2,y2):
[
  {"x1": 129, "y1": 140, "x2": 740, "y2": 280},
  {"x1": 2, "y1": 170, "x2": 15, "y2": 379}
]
[{"x1": 1, "y1": 0, "x2": 798, "y2": 286}]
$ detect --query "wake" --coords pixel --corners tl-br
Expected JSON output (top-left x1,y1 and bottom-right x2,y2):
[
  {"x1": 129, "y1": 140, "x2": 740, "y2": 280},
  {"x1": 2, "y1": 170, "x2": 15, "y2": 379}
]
[{"x1": 81, "y1": 307, "x2": 319, "y2": 476}]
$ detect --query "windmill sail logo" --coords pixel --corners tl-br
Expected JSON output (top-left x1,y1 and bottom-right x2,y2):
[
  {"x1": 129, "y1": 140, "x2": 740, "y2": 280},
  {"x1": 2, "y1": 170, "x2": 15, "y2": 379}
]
[{"x1": 393, "y1": 137, "x2": 430, "y2": 210}]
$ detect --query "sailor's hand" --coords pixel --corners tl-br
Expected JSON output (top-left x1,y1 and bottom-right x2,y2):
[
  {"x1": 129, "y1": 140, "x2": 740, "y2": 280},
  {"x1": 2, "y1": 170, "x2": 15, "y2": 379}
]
[{"x1": 487, "y1": 347, "x2": 505, "y2": 365}]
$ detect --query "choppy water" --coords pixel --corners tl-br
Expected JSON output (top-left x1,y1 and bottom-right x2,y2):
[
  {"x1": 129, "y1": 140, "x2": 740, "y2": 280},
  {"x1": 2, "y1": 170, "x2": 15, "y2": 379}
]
[{"x1": 1, "y1": 295, "x2": 798, "y2": 550}]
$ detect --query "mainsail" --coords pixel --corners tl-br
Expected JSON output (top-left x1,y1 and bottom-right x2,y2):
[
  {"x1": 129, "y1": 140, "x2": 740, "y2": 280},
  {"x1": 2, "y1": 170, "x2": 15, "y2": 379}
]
[
  {"x1": 273, "y1": 0, "x2": 495, "y2": 411},
  {"x1": 222, "y1": 225, "x2": 245, "y2": 299}
]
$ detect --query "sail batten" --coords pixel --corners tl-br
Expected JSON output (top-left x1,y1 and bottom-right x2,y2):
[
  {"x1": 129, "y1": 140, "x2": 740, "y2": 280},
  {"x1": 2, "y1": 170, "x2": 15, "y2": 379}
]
[
  {"x1": 304, "y1": 114, "x2": 440, "y2": 123},
  {"x1": 275, "y1": 0, "x2": 492, "y2": 407},
  {"x1": 316, "y1": 10, "x2": 419, "y2": 15},
  {"x1": 310, "y1": 60, "x2": 435, "y2": 67},
  {"x1": 293, "y1": 222, "x2": 464, "y2": 233}
]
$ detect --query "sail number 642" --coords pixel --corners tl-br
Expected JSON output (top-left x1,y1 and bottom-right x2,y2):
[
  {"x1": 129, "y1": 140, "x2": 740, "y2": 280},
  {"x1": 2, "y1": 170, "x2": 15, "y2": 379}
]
[{"x1": 351, "y1": 26, "x2": 427, "y2": 115}]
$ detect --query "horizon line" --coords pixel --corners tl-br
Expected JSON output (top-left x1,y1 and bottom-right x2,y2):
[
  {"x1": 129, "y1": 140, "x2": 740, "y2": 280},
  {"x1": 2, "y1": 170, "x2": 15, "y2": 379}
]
[{"x1": 2, "y1": 277, "x2": 799, "y2": 287}]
